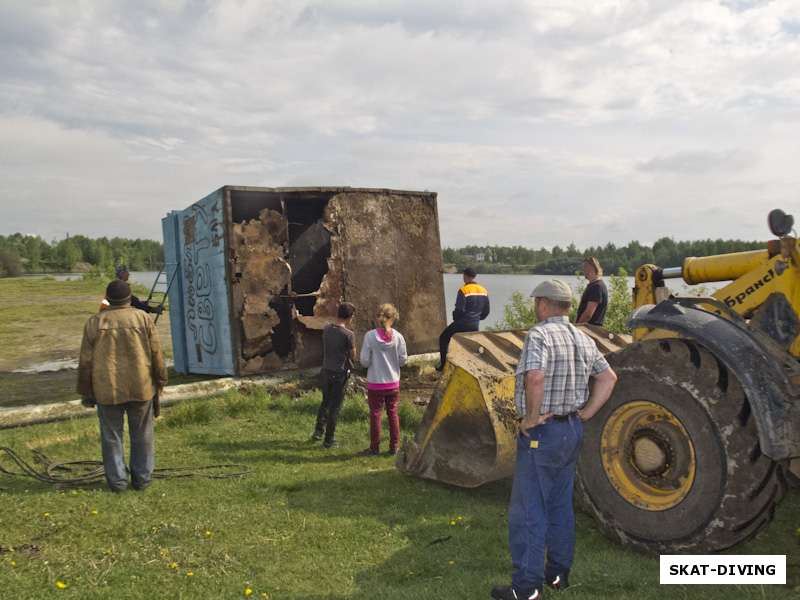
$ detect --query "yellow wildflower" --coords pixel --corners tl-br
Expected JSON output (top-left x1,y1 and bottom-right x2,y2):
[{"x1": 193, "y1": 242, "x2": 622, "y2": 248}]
[
  {"x1": 10, "y1": 560, "x2": 16, "y2": 567},
  {"x1": 205, "y1": 530, "x2": 213, "y2": 538},
  {"x1": 55, "y1": 580, "x2": 68, "y2": 589},
  {"x1": 244, "y1": 587, "x2": 253, "y2": 596},
  {"x1": 186, "y1": 571, "x2": 194, "y2": 577},
  {"x1": 169, "y1": 562, "x2": 178, "y2": 570},
  {"x1": 43, "y1": 512, "x2": 50, "y2": 519},
  {"x1": 90, "y1": 509, "x2": 98, "y2": 516},
  {"x1": 449, "y1": 520, "x2": 456, "y2": 526}
]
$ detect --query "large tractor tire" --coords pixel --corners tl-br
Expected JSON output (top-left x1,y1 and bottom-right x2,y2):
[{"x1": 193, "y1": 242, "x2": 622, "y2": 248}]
[{"x1": 578, "y1": 338, "x2": 787, "y2": 554}]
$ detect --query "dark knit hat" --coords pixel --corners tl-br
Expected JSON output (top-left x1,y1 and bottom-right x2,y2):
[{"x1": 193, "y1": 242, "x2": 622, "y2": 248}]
[
  {"x1": 106, "y1": 280, "x2": 131, "y2": 306},
  {"x1": 463, "y1": 266, "x2": 477, "y2": 278}
]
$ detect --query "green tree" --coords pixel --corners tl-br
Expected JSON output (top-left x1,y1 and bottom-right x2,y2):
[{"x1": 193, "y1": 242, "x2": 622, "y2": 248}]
[
  {"x1": 54, "y1": 238, "x2": 82, "y2": 270},
  {"x1": 603, "y1": 269, "x2": 634, "y2": 335},
  {"x1": 0, "y1": 249, "x2": 23, "y2": 277}
]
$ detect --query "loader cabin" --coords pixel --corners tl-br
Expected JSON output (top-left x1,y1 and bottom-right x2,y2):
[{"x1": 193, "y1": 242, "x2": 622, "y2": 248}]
[{"x1": 162, "y1": 186, "x2": 446, "y2": 376}]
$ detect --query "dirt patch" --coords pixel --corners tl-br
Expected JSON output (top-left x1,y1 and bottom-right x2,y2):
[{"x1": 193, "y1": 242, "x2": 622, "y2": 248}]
[
  {"x1": 0, "y1": 544, "x2": 41, "y2": 558},
  {"x1": 0, "y1": 370, "x2": 81, "y2": 409}
]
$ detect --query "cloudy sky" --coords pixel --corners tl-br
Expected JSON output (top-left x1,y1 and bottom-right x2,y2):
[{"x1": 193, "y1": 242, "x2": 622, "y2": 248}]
[{"x1": 1, "y1": 0, "x2": 799, "y2": 248}]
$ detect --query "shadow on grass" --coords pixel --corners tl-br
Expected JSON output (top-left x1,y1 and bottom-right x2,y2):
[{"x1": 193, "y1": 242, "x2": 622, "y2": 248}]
[
  {"x1": 281, "y1": 470, "x2": 514, "y2": 600},
  {"x1": 200, "y1": 437, "x2": 375, "y2": 464},
  {"x1": 280, "y1": 471, "x2": 800, "y2": 600}
]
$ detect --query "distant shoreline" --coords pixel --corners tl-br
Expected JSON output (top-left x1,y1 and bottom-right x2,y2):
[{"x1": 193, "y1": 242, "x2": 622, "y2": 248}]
[{"x1": 443, "y1": 265, "x2": 579, "y2": 276}]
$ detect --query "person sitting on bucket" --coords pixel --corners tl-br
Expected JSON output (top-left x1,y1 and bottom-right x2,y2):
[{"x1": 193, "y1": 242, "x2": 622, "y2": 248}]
[
  {"x1": 491, "y1": 279, "x2": 617, "y2": 600},
  {"x1": 436, "y1": 266, "x2": 489, "y2": 370}
]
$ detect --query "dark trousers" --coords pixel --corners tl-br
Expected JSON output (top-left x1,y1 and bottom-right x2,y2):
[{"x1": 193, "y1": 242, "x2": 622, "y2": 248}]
[
  {"x1": 96, "y1": 400, "x2": 154, "y2": 492},
  {"x1": 509, "y1": 415, "x2": 583, "y2": 593},
  {"x1": 367, "y1": 389, "x2": 400, "y2": 452},
  {"x1": 314, "y1": 369, "x2": 348, "y2": 443},
  {"x1": 438, "y1": 320, "x2": 479, "y2": 366}
]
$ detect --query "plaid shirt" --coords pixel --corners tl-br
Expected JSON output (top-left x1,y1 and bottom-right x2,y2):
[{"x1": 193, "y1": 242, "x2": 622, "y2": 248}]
[{"x1": 514, "y1": 316, "x2": 610, "y2": 417}]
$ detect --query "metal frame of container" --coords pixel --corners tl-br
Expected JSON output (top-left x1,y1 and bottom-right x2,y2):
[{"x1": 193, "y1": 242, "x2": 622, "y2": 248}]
[{"x1": 163, "y1": 186, "x2": 446, "y2": 376}]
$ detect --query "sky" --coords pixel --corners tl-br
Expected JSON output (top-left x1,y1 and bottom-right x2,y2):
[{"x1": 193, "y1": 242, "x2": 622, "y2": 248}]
[{"x1": 1, "y1": 0, "x2": 799, "y2": 248}]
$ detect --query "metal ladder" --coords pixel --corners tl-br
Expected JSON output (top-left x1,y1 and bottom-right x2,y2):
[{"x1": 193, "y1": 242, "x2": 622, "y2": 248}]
[{"x1": 146, "y1": 265, "x2": 177, "y2": 323}]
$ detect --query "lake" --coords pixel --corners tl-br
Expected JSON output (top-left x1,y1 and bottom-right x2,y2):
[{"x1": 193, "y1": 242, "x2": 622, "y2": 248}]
[
  {"x1": 120, "y1": 271, "x2": 722, "y2": 330},
  {"x1": 442, "y1": 273, "x2": 727, "y2": 328}
]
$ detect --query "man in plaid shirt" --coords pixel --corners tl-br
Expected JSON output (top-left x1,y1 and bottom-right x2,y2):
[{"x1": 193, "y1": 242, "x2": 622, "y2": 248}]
[{"x1": 492, "y1": 280, "x2": 617, "y2": 600}]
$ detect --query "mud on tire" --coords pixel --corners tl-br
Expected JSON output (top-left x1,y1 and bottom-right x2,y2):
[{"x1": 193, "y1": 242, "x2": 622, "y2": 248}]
[{"x1": 577, "y1": 338, "x2": 787, "y2": 554}]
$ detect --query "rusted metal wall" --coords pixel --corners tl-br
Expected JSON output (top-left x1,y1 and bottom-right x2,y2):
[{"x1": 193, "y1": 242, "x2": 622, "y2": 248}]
[
  {"x1": 325, "y1": 191, "x2": 446, "y2": 356},
  {"x1": 165, "y1": 186, "x2": 446, "y2": 375}
]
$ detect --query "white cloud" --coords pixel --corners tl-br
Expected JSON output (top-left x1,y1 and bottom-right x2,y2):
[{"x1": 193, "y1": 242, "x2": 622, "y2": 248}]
[{"x1": 1, "y1": 0, "x2": 800, "y2": 249}]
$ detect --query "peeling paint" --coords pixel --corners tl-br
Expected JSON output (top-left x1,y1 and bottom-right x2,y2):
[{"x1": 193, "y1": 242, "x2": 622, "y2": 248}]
[{"x1": 167, "y1": 187, "x2": 446, "y2": 376}]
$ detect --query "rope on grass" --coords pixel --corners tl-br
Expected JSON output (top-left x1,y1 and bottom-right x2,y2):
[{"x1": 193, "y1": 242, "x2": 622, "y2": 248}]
[{"x1": 0, "y1": 446, "x2": 252, "y2": 488}]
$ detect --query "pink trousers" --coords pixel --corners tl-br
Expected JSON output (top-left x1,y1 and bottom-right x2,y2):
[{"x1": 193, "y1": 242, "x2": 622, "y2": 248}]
[{"x1": 367, "y1": 389, "x2": 400, "y2": 452}]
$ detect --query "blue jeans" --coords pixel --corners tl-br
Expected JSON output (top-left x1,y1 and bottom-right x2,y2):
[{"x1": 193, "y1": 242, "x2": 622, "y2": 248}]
[
  {"x1": 96, "y1": 401, "x2": 154, "y2": 491},
  {"x1": 509, "y1": 415, "x2": 583, "y2": 592}
]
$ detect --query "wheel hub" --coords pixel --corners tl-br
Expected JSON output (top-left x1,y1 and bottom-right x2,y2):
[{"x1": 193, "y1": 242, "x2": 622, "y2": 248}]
[
  {"x1": 631, "y1": 432, "x2": 669, "y2": 475},
  {"x1": 601, "y1": 400, "x2": 696, "y2": 511}
]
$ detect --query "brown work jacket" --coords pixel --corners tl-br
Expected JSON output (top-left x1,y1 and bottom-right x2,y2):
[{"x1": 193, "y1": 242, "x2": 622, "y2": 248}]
[{"x1": 77, "y1": 305, "x2": 167, "y2": 405}]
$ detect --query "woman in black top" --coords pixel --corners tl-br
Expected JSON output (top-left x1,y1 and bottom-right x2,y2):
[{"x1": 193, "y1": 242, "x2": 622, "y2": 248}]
[{"x1": 576, "y1": 256, "x2": 608, "y2": 326}]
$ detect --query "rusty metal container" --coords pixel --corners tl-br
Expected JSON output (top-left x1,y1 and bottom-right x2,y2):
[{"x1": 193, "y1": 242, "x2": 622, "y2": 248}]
[{"x1": 162, "y1": 186, "x2": 446, "y2": 376}]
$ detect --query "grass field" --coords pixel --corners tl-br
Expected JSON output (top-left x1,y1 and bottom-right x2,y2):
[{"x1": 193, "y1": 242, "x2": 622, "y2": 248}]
[
  {"x1": 0, "y1": 277, "x2": 206, "y2": 409},
  {"x1": 0, "y1": 386, "x2": 798, "y2": 600},
  {"x1": 0, "y1": 277, "x2": 172, "y2": 372},
  {"x1": 1, "y1": 277, "x2": 798, "y2": 599}
]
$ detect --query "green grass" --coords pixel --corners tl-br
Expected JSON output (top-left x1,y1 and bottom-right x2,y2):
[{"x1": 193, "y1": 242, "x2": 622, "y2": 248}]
[
  {"x1": 0, "y1": 277, "x2": 197, "y2": 408},
  {"x1": 0, "y1": 277, "x2": 173, "y2": 371},
  {"x1": 1, "y1": 388, "x2": 797, "y2": 599}
]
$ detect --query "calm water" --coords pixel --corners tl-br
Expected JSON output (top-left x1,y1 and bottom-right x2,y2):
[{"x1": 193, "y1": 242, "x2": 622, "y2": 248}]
[
  {"x1": 443, "y1": 273, "x2": 725, "y2": 329},
  {"x1": 126, "y1": 271, "x2": 720, "y2": 330},
  {"x1": 40, "y1": 271, "x2": 162, "y2": 287},
  {"x1": 443, "y1": 273, "x2": 621, "y2": 328}
]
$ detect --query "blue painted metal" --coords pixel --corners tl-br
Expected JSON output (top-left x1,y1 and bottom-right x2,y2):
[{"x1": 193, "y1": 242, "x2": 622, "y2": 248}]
[
  {"x1": 161, "y1": 211, "x2": 189, "y2": 373},
  {"x1": 164, "y1": 188, "x2": 235, "y2": 375}
]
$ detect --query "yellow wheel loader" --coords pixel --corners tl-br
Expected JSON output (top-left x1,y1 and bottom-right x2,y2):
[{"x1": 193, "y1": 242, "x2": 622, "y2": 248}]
[{"x1": 398, "y1": 209, "x2": 800, "y2": 553}]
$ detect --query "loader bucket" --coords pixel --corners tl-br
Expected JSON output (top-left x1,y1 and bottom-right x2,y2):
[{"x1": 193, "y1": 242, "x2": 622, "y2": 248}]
[{"x1": 396, "y1": 326, "x2": 629, "y2": 487}]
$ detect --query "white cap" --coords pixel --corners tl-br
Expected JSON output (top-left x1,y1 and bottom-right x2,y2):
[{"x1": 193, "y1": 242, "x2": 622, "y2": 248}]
[{"x1": 530, "y1": 279, "x2": 573, "y2": 302}]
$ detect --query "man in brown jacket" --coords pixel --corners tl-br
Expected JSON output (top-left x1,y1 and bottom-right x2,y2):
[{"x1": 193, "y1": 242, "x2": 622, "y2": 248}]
[{"x1": 78, "y1": 280, "x2": 167, "y2": 492}]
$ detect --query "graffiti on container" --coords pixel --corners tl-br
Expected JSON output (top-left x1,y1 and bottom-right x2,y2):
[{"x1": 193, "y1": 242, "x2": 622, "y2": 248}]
[{"x1": 182, "y1": 201, "x2": 224, "y2": 363}]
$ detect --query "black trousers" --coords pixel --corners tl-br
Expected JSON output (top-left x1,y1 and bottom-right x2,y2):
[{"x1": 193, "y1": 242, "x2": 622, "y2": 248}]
[
  {"x1": 439, "y1": 321, "x2": 479, "y2": 366},
  {"x1": 314, "y1": 369, "x2": 349, "y2": 443}
]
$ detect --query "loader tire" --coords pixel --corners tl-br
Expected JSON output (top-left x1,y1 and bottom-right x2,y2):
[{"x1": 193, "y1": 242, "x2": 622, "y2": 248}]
[{"x1": 577, "y1": 338, "x2": 787, "y2": 554}]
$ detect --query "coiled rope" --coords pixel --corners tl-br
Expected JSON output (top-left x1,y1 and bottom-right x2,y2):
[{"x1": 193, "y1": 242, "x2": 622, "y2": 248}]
[{"x1": 0, "y1": 446, "x2": 251, "y2": 488}]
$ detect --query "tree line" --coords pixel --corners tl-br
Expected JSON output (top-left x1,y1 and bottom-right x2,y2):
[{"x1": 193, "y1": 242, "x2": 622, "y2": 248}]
[
  {"x1": 0, "y1": 233, "x2": 164, "y2": 277},
  {"x1": 443, "y1": 237, "x2": 766, "y2": 275},
  {"x1": 1, "y1": 231, "x2": 767, "y2": 278}
]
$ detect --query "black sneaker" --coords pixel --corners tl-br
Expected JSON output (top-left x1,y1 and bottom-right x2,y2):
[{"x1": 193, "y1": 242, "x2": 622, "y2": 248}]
[
  {"x1": 323, "y1": 440, "x2": 338, "y2": 449},
  {"x1": 490, "y1": 585, "x2": 542, "y2": 600},
  {"x1": 359, "y1": 448, "x2": 379, "y2": 457},
  {"x1": 546, "y1": 573, "x2": 569, "y2": 591},
  {"x1": 387, "y1": 448, "x2": 398, "y2": 456},
  {"x1": 311, "y1": 431, "x2": 323, "y2": 441}
]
